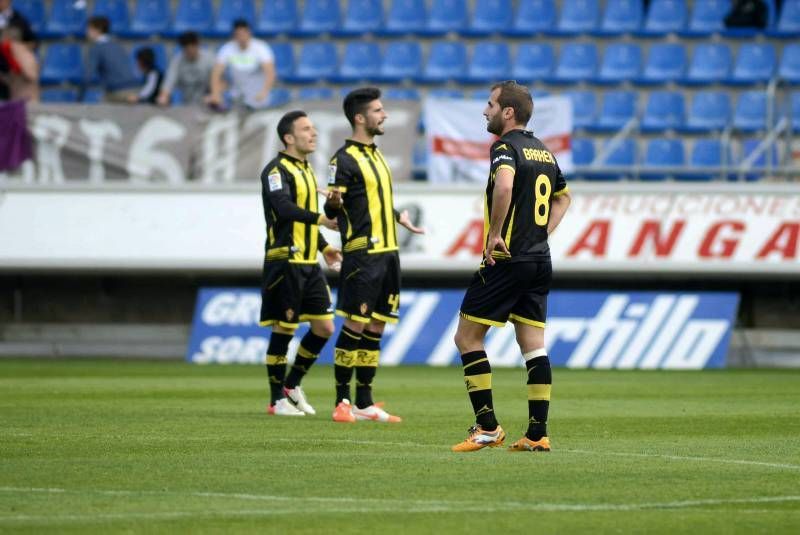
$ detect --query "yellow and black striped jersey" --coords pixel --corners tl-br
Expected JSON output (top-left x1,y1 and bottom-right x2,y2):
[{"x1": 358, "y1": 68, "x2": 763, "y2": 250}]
[
  {"x1": 260, "y1": 152, "x2": 328, "y2": 264},
  {"x1": 486, "y1": 129, "x2": 569, "y2": 261},
  {"x1": 325, "y1": 139, "x2": 399, "y2": 255}
]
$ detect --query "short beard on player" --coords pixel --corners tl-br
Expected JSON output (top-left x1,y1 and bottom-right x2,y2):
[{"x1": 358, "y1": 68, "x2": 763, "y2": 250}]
[
  {"x1": 365, "y1": 120, "x2": 384, "y2": 137},
  {"x1": 486, "y1": 113, "x2": 504, "y2": 136}
]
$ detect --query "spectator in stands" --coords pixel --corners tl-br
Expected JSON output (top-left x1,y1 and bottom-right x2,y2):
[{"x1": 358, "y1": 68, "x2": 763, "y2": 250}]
[
  {"x1": 725, "y1": 0, "x2": 769, "y2": 28},
  {"x1": 156, "y1": 31, "x2": 214, "y2": 107},
  {"x1": 83, "y1": 16, "x2": 139, "y2": 103},
  {"x1": 126, "y1": 47, "x2": 162, "y2": 104},
  {"x1": 0, "y1": 25, "x2": 38, "y2": 102},
  {"x1": 0, "y1": 0, "x2": 36, "y2": 48},
  {"x1": 207, "y1": 19, "x2": 275, "y2": 110}
]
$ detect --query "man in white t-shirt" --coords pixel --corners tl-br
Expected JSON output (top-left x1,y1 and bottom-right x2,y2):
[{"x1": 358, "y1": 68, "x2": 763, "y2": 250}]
[{"x1": 208, "y1": 19, "x2": 275, "y2": 110}]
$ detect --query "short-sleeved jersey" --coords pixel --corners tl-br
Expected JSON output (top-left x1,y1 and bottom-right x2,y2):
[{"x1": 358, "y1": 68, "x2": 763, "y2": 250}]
[
  {"x1": 261, "y1": 153, "x2": 322, "y2": 264},
  {"x1": 327, "y1": 139, "x2": 398, "y2": 255},
  {"x1": 485, "y1": 129, "x2": 569, "y2": 262}
]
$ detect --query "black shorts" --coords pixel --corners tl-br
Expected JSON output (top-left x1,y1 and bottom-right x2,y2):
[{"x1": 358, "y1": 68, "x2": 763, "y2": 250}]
[
  {"x1": 259, "y1": 262, "x2": 333, "y2": 329},
  {"x1": 460, "y1": 260, "x2": 552, "y2": 328},
  {"x1": 336, "y1": 251, "x2": 401, "y2": 324}
]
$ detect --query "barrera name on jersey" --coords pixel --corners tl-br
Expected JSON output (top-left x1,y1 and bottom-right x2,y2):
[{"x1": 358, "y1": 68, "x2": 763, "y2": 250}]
[
  {"x1": 327, "y1": 139, "x2": 400, "y2": 255},
  {"x1": 260, "y1": 152, "x2": 328, "y2": 264},
  {"x1": 485, "y1": 130, "x2": 569, "y2": 262}
]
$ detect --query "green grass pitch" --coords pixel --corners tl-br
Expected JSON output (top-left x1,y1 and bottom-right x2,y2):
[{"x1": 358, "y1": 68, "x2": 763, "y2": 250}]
[{"x1": 1, "y1": 360, "x2": 799, "y2": 534}]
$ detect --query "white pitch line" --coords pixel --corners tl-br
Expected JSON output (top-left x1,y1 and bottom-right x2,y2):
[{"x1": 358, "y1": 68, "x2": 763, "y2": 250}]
[
  {"x1": 0, "y1": 491, "x2": 799, "y2": 524},
  {"x1": 269, "y1": 437, "x2": 800, "y2": 471},
  {"x1": 566, "y1": 449, "x2": 800, "y2": 471}
]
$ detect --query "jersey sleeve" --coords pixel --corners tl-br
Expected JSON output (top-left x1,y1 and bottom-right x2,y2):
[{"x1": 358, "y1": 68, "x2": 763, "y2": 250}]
[
  {"x1": 262, "y1": 165, "x2": 319, "y2": 225},
  {"x1": 552, "y1": 159, "x2": 569, "y2": 197},
  {"x1": 327, "y1": 152, "x2": 356, "y2": 193},
  {"x1": 489, "y1": 141, "x2": 517, "y2": 176}
]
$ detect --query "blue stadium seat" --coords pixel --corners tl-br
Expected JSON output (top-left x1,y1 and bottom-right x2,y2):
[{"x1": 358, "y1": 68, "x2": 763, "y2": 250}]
[
  {"x1": 551, "y1": 42, "x2": 598, "y2": 83},
  {"x1": 637, "y1": 43, "x2": 686, "y2": 85},
  {"x1": 297, "y1": 87, "x2": 333, "y2": 100},
  {"x1": 641, "y1": 91, "x2": 685, "y2": 132},
  {"x1": 681, "y1": 91, "x2": 731, "y2": 132},
  {"x1": 127, "y1": 0, "x2": 172, "y2": 37},
  {"x1": 597, "y1": 0, "x2": 643, "y2": 35},
  {"x1": 681, "y1": 0, "x2": 728, "y2": 36},
  {"x1": 270, "y1": 42, "x2": 294, "y2": 79},
  {"x1": 336, "y1": 0, "x2": 384, "y2": 36},
  {"x1": 641, "y1": 138, "x2": 684, "y2": 180},
  {"x1": 428, "y1": 88, "x2": 465, "y2": 98},
  {"x1": 728, "y1": 43, "x2": 777, "y2": 85},
  {"x1": 382, "y1": 0, "x2": 426, "y2": 35},
  {"x1": 789, "y1": 91, "x2": 800, "y2": 130},
  {"x1": 378, "y1": 41, "x2": 422, "y2": 82},
  {"x1": 82, "y1": 87, "x2": 104, "y2": 103},
  {"x1": 778, "y1": 44, "x2": 800, "y2": 84},
  {"x1": 44, "y1": 0, "x2": 87, "y2": 38},
  {"x1": 171, "y1": 0, "x2": 214, "y2": 36},
  {"x1": 733, "y1": 91, "x2": 768, "y2": 132},
  {"x1": 512, "y1": 43, "x2": 555, "y2": 83},
  {"x1": 13, "y1": 0, "x2": 45, "y2": 34},
  {"x1": 683, "y1": 43, "x2": 732, "y2": 85},
  {"x1": 571, "y1": 137, "x2": 595, "y2": 165},
  {"x1": 505, "y1": 0, "x2": 557, "y2": 36},
  {"x1": 423, "y1": 0, "x2": 468, "y2": 35},
  {"x1": 464, "y1": 0, "x2": 513, "y2": 36},
  {"x1": 585, "y1": 139, "x2": 636, "y2": 180},
  {"x1": 266, "y1": 88, "x2": 291, "y2": 107},
  {"x1": 93, "y1": 0, "x2": 131, "y2": 35},
  {"x1": 738, "y1": 138, "x2": 778, "y2": 181},
  {"x1": 639, "y1": 0, "x2": 688, "y2": 35},
  {"x1": 384, "y1": 87, "x2": 421, "y2": 100},
  {"x1": 595, "y1": 43, "x2": 641, "y2": 84},
  {"x1": 769, "y1": 0, "x2": 800, "y2": 37},
  {"x1": 40, "y1": 88, "x2": 79, "y2": 103},
  {"x1": 334, "y1": 42, "x2": 381, "y2": 83},
  {"x1": 257, "y1": 0, "x2": 297, "y2": 36},
  {"x1": 461, "y1": 42, "x2": 511, "y2": 83},
  {"x1": 556, "y1": 0, "x2": 600, "y2": 35},
  {"x1": 213, "y1": 0, "x2": 256, "y2": 37},
  {"x1": 589, "y1": 90, "x2": 637, "y2": 132},
  {"x1": 564, "y1": 90, "x2": 596, "y2": 130},
  {"x1": 293, "y1": 0, "x2": 340, "y2": 36},
  {"x1": 680, "y1": 139, "x2": 730, "y2": 181},
  {"x1": 469, "y1": 89, "x2": 491, "y2": 100},
  {"x1": 285, "y1": 42, "x2": 337, "y2": 83},
  {"x1": 417, "y1": 41, "x2": 467, "y2": 83},
  {"x1": 131, "y1": 43, "x2": 169, "y2": 76},
  {"x1": 40, "y1": 43, "x2": 83, "y2": 84}
]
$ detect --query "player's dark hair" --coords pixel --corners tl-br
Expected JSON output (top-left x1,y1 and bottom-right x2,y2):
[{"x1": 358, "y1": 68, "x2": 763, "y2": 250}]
[
  {"x1": 491, "y1": 81, "x2": 533, "y2": 126},
  {"x1": 135, "y1": 47, "x2": 156, "y2": 70},
  {"x1": 88, "y1": 16, "x2": 111, "y2": 35},
  {"x1": 178, "y1": 31, "x2": 199, "y2": 47},
  {"x1": 343, "y1": 87, "x2": 382, "y2": 128},
  {"x1": 232, "y1": 18, "x2": 250, "y2": 31},
  {"x1": 277, "y1": 110, "x2": 308, "y2": 147}
]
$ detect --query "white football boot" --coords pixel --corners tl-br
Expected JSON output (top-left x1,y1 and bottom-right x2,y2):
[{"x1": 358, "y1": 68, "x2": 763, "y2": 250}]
[
  {"x1": 283, "y1": 386, "x2": 316, "y2": 415},
  {"x1": 267, "y1": 397, "x2": 305, "y2": 416}
]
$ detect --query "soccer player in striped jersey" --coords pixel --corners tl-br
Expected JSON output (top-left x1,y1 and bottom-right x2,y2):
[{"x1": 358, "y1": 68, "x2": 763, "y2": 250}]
[
  {"x1": 260, "y1": 110, "x2": 341, "y2": 417},
  {"x1": 322, "y1": 87, "x2": 425, "y2": 423},
  {"x1": 451, "y1": 82, "x2": 571, "y2": 452}
]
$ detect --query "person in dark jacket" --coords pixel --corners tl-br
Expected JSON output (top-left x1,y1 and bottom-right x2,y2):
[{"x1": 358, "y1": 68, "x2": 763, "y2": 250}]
[
  {"x1": 83, "y1": 16, "x2": 138, "y2": 102},
  {"x1": 127, "y1": 47, "x2": 162, "y2": 104}
]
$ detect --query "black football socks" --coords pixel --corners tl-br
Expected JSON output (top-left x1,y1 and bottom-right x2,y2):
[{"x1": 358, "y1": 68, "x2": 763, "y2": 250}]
[{"x1": 460, "y1": 350, "x2": 498, "y2": 431}]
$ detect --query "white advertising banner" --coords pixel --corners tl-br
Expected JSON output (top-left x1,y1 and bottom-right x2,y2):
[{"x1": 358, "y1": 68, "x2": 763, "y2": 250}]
[
  {"x1": 0, "y1": 185, "x2": 797, "y2": 275},
  {"x1": 424, "y1": 96, "x2": 574, "y2": 184}
]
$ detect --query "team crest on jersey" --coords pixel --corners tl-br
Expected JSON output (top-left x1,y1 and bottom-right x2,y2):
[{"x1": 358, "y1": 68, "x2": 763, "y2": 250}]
[
  {"x1": 285, "y1": 308, "x2": 295, "y2": 321},
  {"x1": 360, "y1": 303, "x2": 368, "y2": 315},
  {"x1": 268, "y1": 172, "x2": 282, "y2": 191},
  {"x1": 327, "y1": 163, "x2": 337, "y2": 185}
]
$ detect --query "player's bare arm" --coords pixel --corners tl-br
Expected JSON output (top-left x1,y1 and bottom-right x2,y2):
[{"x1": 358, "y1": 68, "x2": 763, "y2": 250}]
[
  {"x1": 396, "y1": 209, "x2": 426, "y2": 235},
  {"x1": 548, "y1": 191, "x2": 571, "y2": 235},
  {"x1": 484, "y1": 167, "x2": 514, "y2": 266}
]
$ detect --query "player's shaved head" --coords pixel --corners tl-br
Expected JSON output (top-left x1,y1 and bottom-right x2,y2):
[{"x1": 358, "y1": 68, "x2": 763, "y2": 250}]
[{"x1": 490, "y1": 81, "x2": 533, "y2": 126}]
